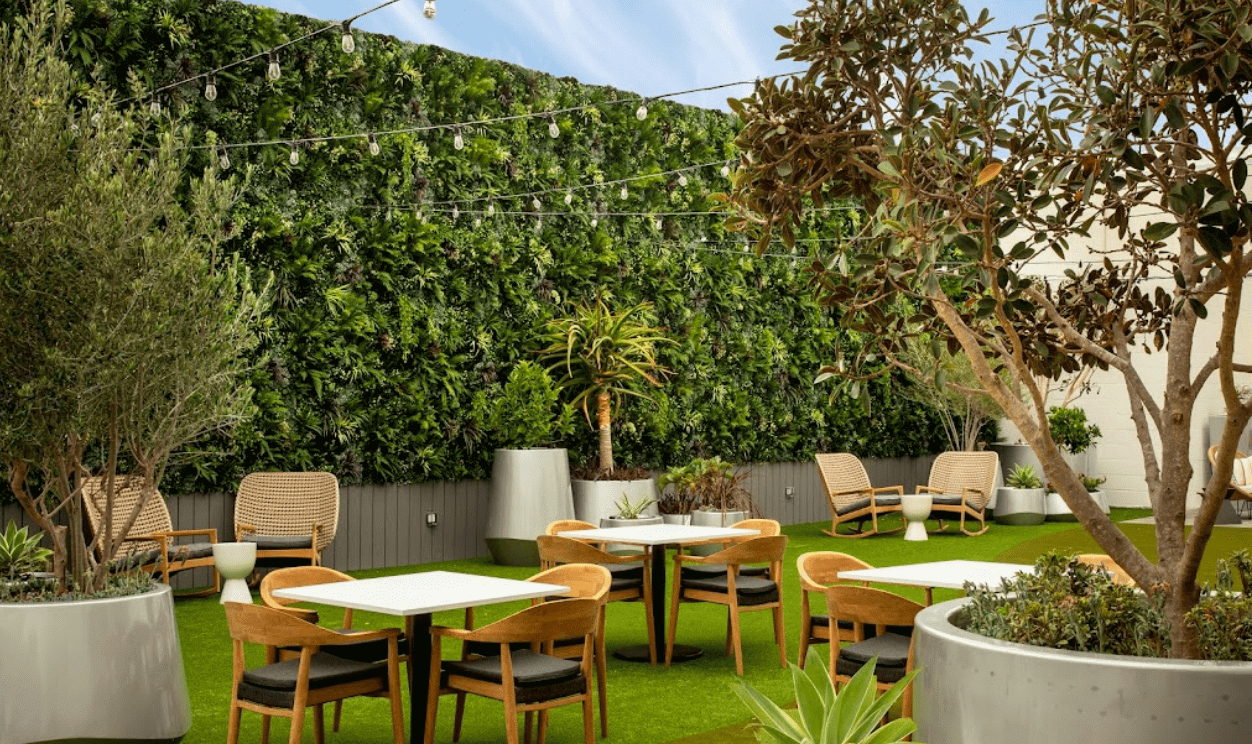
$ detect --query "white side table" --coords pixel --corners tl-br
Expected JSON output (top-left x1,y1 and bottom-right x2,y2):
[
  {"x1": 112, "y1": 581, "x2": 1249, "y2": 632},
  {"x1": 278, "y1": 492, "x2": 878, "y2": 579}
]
[
  {"x1": 213, "y1": 541, "x2": 257, "y2": 605},
  {"x1": 901, "y1": 494, "x2": 933, "y2": 541}
]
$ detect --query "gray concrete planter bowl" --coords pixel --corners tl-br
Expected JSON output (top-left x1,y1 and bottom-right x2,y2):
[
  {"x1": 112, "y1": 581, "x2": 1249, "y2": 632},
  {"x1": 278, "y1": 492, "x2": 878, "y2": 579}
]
[
  {"x1": 571, "y1": 478, "x2": 657, "y2": 526},
  {"x1": 914, "y1": 597, "x2": 1252, "y2": 744},
  {"x1": 485, "y1": 448, "x2": 575, "y2": 566},
  {"x1": 0, "y1": 583, "x2": 191, "y2": 744},
  {"x1": 994, "y1": 487, "x2": 1046, "y2": 525}
]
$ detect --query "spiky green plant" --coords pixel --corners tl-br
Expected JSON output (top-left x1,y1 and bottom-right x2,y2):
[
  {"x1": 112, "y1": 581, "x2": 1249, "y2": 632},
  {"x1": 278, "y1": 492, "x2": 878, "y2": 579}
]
[
  {"x1": 1005, "y1": 464, "x2": 1044, "y2": 490},
  {"x1": 732, "y1": 649, "x2": 919, "y2": 744},
  {"x1": 0, "y1": 522, "x2": 53, "y2": 580}
]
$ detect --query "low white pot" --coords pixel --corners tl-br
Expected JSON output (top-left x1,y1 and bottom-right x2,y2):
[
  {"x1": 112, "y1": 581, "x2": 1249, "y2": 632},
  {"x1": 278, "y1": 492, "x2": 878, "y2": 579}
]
[
  {"x1": 599, "y1": 515, "x2": 664, "y2": 529},
  {"x1": 995, "y1": 487, "x2": 1047, "y2": 525},
  {"x1": 1045, "y1": 489, "x2": 1109, "y2": 521},
  {"x1": 572, "y1": 478, "x2": 657, "y2": 525},
  {"x1": 0, "y1": 583, "x2": 191, "y2": 744}
]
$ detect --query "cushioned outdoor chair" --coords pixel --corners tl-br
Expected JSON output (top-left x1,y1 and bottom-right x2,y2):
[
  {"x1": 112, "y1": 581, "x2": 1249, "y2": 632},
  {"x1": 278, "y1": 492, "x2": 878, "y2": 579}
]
[
  {"x1": 260, "y1": 566, "x2": 408, "y2": 733},
  {"x1": 918, "y1": 451, "x2": 999, "y2": 536},
  {"x1": 667, "y1": 535, "x2": 788, "y2": 675},
  {"x1": 825, "y1": 585, "x2": 923, "y2": 720},
  {"x1": 234, "y1": 472, "x2": 339, "y2": 567},
  {"x1": 1076, "y1": 554, "x2": 1135, "y2": 587},
  {"x1": 796, "y1": 551, "x2": 873, "y2": 668},
  {"x1": 423, "y1": 596, "x2": 603, "y2": 744},
  {"x1": 681, "y1": 518, "x2": 780, "y2": 580},
  {"x1": 815, "y1": 453, "x2": 904, "y2": 538},
  {"x1": 224, "y1": 601, "x2": 405, "y2": 744},
  {"x1": 1207, "y1": 445, "x2": 1252, "y2": 501},
  {"x1": 81, "y1": 475, "x2": 218, "y2": 596}
]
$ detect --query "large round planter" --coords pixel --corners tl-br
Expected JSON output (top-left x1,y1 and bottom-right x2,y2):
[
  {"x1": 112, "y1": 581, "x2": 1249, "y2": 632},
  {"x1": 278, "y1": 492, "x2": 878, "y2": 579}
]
[
  {"x1": 1045, "y1": 488, "x2": 1109, "y2": 521},
  {"x1": 994, "y1": 487, "x2": 1047, "y2": 525},
  {"x1": 914, "y1": 597, "x2": 1252, "y2": 744},
  {"x1": 0, "y1": 583, "x2": 191, "y2": 744},
  {"x1": 660, "y1": 513, "x2": 692, "y2": 525},
  {"x1": 485, "y1": 448, "x2": 575, "y2": 566},
  {"x1": 571, "y1": 478, "x2": 657, "y2": 526}
]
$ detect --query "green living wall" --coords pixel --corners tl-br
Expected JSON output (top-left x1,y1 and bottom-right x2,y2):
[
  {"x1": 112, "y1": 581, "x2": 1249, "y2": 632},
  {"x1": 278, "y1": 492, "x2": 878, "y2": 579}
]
[{"x1": 6, "y1": 0, "x2": 948, "y2": 492}]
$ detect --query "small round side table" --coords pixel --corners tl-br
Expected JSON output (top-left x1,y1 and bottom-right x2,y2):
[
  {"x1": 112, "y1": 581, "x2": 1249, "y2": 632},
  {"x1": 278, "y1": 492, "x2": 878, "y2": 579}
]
[
  {"x1": 901, "y1": 494, "x2": 933, "y2": 542},
  {"x1": 212, "y1": 541, "x2": 257, "y2": 605}
]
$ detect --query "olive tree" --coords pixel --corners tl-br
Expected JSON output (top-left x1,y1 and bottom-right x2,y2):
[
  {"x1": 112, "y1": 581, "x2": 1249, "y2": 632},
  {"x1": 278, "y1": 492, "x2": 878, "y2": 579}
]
[
  {"x1": 727, "y1": 0, "x2": 1252, "y2": 657},
  {"x1": 0, "y1": 0, "x2": 268, "y2": 592}
]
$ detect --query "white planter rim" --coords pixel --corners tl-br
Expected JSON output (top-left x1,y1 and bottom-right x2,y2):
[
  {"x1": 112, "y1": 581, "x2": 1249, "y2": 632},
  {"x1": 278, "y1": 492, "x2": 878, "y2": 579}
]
[{"x1": 0, "y1": 581, "x2": 170, "y2": 609}]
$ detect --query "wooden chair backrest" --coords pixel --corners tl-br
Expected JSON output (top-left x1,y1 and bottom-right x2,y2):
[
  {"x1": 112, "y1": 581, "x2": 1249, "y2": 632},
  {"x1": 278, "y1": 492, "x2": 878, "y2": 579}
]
[
  {"x1": 1076, "y1": 554, "x2": 1135, "y2": 586},
  {"x1": 545, "y1": 520, "x2": 596, "y2": 535},
  {"x1": 81, "y1": 475, "x2": 172, "y2": 557},
  {"x1": 815, "y1": 454, "x2": 872, "y2": 511},
  {"x1": 537, "y1": 535, "x2": 628, "y2": 566},
  {"x1": 235, "y1": 472, "x2": 339, "y2": 551},
  {"x1": 731, "y1": 518, "x2": 780, "y2": 536},
  {"x1": 797, "y1": 551, "x2": 872, "y2": 590},
  {"x1": 825, "y1": 585, "x2": 924, "y2": 629},
  {"x1": 260, "y1": 566, "x2": 354, "y2": 611},
  {"x1": 462, "y1": 598, "x2": 601, "y2": 644},
  {"x1": 528, "y1": 564, "x2": 612, "y2": 603},
  {"x1": 928, "y1": 452, "x2": 1000, "y2": 509},
  {"x1": 703, "y1": 535, "x2": 788, "y2": 566},
  {"x1": 224, "y1": 600, "x2": 350, "y2": 648}
]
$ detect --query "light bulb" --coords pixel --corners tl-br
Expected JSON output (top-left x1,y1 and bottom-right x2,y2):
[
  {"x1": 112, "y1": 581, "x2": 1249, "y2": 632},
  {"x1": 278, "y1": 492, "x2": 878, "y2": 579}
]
[
  {"x1": 548, "y1": 116, "x2": 559, "y2": 138},
  {"x1": 532, "y1": 197, "x2": 541, "y2": 211},
  {"x1": 91, "y1": 112, "x2": 102, "y2": 127},
  {"x1": 453, "y1": 128, "x2": 464, "y2": 150},
  {"x1": 721, "y1": 163, "x2": 731, "y2": 177},
  {"x1": 341, "y1": 22, "x2": 355, "y2": 53},
  {"x1": 452, "y1": 206, "x2": 459, "y2": 220},
  {"x1": 564, "y1": 191, "x2": 573, "y2": 206},
  {"x1": 636, "y1": 99, "x2": 648, "y2": 120},
  {"x1": 368, "y1": 133, "x2": 380, "y2": 156},
  {"x1": 487, "y1": 201, "x2": 495, "y2": 217},
  {"x1": 218, "y1": 146, "x2": 231, "y2": 170},
  {"x1": 205, "y1": 75, "x2": 218, "y2": 101},
  {"x1": 289, "y1": 146, "x2": 299, "y2": 165},
  {"x1": 474, "y1": 217, "x2": 482, "y2": 227},
  {"x1": 534, "y1": 217, "x2": 543, "y2": 232},
  {"x1": 655, "y1": 218, "x2": 663, "y2": 230},
  {"x1": 424, "y1": 0, "x2": 436, "y2": 19},
  {"x1": 620, "y1": 185, "x2": 628, "y2": 200},
  {"x1": 267, "y1": 52, "x2": 281, "y2": 81},
  {"x1": 149, "y1": 98, "x2": 161, "y2": 116},
  {"x1": 678, "y1": 174, "x2": 688, "y2": 187},
  {"x1": 591, "y1": 217, "x2": 598, "y2": 228}
]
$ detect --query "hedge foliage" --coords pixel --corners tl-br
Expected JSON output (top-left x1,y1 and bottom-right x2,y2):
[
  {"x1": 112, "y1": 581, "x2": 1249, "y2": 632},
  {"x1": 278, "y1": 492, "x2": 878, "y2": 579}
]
[{"x1": 7, "y1": 0, "x2": 948, "y2": 492}]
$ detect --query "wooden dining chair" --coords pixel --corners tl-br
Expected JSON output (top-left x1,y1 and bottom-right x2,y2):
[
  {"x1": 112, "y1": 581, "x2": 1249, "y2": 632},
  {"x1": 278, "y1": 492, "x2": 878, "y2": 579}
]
[
  {"x1": 536, "y1": 534, "x2": 656, "y2": 666},
  {"x1": 796, "y1": 551, "x2": 872, "y2": 668},
  {"x1": 667, "y1": 535, "x2": 788, "y2": 675},
  {"x1": 424, "y1": 596, "x2": 603, "y2": 744},
  {"x1": 259, "y1": 566, "x2": 408, "y2": 732},
  {"x1": 223, "y1": 601, "x2": 405, "y2": 744},
  {"x1": 1075, "y1": 554, "x2": 1136, "y2": 586},
  {"x1": 680, "y1": 518, "x2": 781, "y2": 579},
  {"x1": 825, "y1": 585, "x2": 924, "y2": 721}
]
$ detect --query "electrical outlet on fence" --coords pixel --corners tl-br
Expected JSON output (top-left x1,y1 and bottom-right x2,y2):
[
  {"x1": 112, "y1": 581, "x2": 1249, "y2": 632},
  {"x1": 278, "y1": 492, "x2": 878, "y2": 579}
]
[
  {"x1": 785, "y1": 486, "x2": 795, "y2": 499},
  {"x1": 426, "y1": 511, "x2": 438, "y2": 527}
]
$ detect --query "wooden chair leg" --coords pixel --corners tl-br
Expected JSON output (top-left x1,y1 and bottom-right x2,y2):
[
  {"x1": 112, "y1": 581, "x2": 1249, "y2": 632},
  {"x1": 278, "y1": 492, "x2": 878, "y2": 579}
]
[
  {"x1": 582, "y1": 686, "x2": 596, "y2": 744},
  {"x1": 504, "y1": 694, "x2": 520, "y2": 744},
  {"x1": 288, "y1": 705, "x2": 305, "y2": 744},
  {"x1": 774, "y1": 603, "x2": 787, "y2": 668},
  {"x1": 332, "y1": 701, "x2": 343, "y2": 732},
  {"x1": 596, "y1": 612, "x2": 609, "y2": 739},
  {"x1": 453, "y1": 693, "x2": 467, "y2": 742},
  {"x1": 425, "y1": 638, "x2": 443, "y2": 744},
  {"x1": 524, "y1": 711, "x2": 534, "y2": 744},
  {"x1": 665, "y1": 574, "x2": 682, "y2": 667},
  {"x1": 725, "y1": 610, "x2": 733, "y2": 656},
  {"x1": 539, "y1": 710, "x2": 550, "y2": 744},
  {"x1": 728, "y1": 604, "x2": 744, "y2": 676},
  {"x1": 642, "y1": 572, "x2": 657, "y2": 666},
  {"x1": 260, "y1": 715, "x2": 271, "y2": 744},
  {"x1": 313, "y1": 704, "x2": 325, "y2": 744},
  {"x1": 798, "y1": 600, "x2": 811, "y2": 667},
  {"x1": 226, "y1": 700, "x2": 242, "y2": 744}
]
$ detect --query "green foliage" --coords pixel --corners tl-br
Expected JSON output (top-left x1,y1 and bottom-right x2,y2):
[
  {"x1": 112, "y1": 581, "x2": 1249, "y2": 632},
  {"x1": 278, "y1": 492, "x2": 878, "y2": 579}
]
[
  {"x1": 731, "y1": 648, "x2": 917, "y2": 744},
  {"x1": 613, "y1": 493, "x2": 657, "y2": 519},
  {"x1": 1004, "y1": 464, "x2": 1043, "y2": 490},
  {"x1": 658, "y1": 456, "x2": 754, "y2": 514},
  {"x1": 1186, "y1": 551, "x2": 1252, "y2": 661},
  {"x1": 479, "y1": 361, "x2": 573, "y2": 449},
  {"x1": 1080, "y1": 475, "x2": 1106, "y2": 493},
  {"x1": 1047, "y1": 407, "x2": 1102, "y2": 455},
  {"x1": 0, "y1": 522, "x2": 52, "y2": 580}
]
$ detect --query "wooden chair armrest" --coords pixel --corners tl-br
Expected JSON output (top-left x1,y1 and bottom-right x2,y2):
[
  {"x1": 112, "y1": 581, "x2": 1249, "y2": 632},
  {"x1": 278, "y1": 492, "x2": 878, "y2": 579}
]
[
  {"x1": 157, "y1": 529, "x2": 219, "y2": 541},
  {"x1": 327, "y1": 627, "x2": 401, "y2": 645},
  {"x1": 235, "y1": 523, "x2": 257, "y2": 539},
  {"x1": 916, "y1": 486, "x2": 942, "y2": 494},
  {"x1": 828, "y1": 487, "x2": 872, "y2": 497},
  {"x1": 430, "y1": 626, "x2": 474, "y2": 640},
  {"x1": 871, "y1": 486, "x2": 904, "y2": 495},
  {"x1": 672, "y1": 553, "x2": 713, "y2": 565}
]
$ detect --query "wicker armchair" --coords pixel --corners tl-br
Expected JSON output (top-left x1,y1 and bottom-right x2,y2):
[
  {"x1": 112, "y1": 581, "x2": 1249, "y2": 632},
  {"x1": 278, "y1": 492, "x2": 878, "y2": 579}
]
[
  {"x1": 918, "y1": 451, "x2": 1000, "y2": 536},
  {"x1": 815, "y1": 453, "x2": 904, "y2": 538},
  {"x1": 81, "y1": 475, "x2": 219, "y2": 595},
  {"x1": 1207, "y1": 445, "x2": 1252, "y2": 501},
  {"x1": 234, "y1": 472, "x2": 339, "y2": 567}
]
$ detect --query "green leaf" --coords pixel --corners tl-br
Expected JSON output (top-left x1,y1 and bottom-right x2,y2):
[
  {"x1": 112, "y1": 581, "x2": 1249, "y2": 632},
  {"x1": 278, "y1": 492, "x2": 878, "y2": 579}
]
[{"x1": 1142, "y1": 222, "x2": 1179, "y2": 241}]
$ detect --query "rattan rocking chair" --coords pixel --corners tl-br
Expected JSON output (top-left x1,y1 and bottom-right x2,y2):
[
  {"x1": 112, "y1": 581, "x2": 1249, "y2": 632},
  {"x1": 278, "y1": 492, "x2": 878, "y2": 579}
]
[
  {"x1": 234, "y1": 472, "x2": 339, "y2": 567},
  {"x1": 815, "y1": 453, "x2": 904, "y2": 538},
  {"x1": 918, "y1": 451, "x2": 999, "y2": 536}
]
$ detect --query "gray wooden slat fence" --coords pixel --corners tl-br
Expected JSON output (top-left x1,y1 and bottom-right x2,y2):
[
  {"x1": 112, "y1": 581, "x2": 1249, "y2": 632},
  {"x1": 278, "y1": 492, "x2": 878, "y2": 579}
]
[{"x1": 0, "y1": 456, "x2": 936, "y2": 589}]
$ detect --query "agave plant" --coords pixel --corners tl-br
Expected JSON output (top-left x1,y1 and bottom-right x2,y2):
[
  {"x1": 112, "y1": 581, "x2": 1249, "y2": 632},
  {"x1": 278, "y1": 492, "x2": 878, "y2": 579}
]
[
  {"x1": 732, "y1": 649, "x2": 919, "y2": 744},
  {"x1": 0, "y1": 522, "x2": 53, "y2": 581}
]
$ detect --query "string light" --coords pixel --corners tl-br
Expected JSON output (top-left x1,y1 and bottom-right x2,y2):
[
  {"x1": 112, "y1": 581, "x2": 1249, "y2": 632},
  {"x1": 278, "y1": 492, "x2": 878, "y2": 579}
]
[
  {"x1": 267, "y1": 52, "x2": 281, "y2": 81},
  {"x1": 424, "y1": 0, "x2": 437, "y2": 19},
  {"x1": 487, "y1": 200, "x2": 495, "y2": 217},
  {"x1": 204, "y1": 75, "x2": 218, "y2": 101},
  {"x1": 564, "y1": 191, "x2": 573, "y2": 206},
  {"x1": 341, "y1": 21, "x2": 356, "y2": 53},
  {"x1": 532, "y1": 197, "x2": 542, "y2": 211},
  {"x1": 721, "y1": 162, "x2": 731, "y2": 177},
  {"x1": 452, "y1": 206, "x2": 459, "y2": 220},
  {"x1": 368, "y1": 132, "x2": 380, "y2": 155},
  {"x1": 620, "y1": 185, "x2": 629, "y2": 200},
  {"x1": 678, "y1": 174, "x2": 688, "y2": 187},
  {"x1": 149, "y1": 97, "x2": 161, "y2": 116},
  {"x1": 655, "y1": 217, "x2": 663, "y2": 230},
  {"x1": 218, "y1": 145, "x2": 231, "y2": 170},
  {"x1": 289, "y1": 145, "x2": 300, "y2": 165},
  {"x1": 453, "y1": 127, "x2": 464, "y2": 150},
  {"x1": 547, "y1": 115, "x2": 560, "y2": 138},
  {"x1": 636, "y1": 98, "x2": 649, "y2": 121},
  {"x1": 474, "y1": 216, "x2": 482, "y2": 227}
]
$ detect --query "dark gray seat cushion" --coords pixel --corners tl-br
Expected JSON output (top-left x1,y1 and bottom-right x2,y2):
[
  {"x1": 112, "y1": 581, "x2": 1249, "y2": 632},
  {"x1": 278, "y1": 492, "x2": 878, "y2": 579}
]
[
  {"x1": 836, "y1": 654, "x2": 910, "y2": 683},
  {"x1": 321, "y1": 629, "x2": 404, "y2": 663},
  {"x1": 443, "y1": 650, "x2": 583, "y2": 704},
  {"x1": 110, "y1": 542, "x2": 214, "y2": 570},
  {"x1": 237, "y1": 652, "x2": 385, "y2": 708},
  {"x1": 243, "y1": 534, "x2": 314, "y2": 550},
  {"x1": 610, "y1": 576, "x2": 644, "y2": 592},
  {"x1": 930, "y1": 494, "x2": 968, "y2": 507},
  {"x1": 834, "y1": 495, "x2": 900, "y2": 516},
  {"x1": 838, "y1": 632, "x2": 911, "y2": 668},
  {"x1": 167, "y1": 542, "x2": 215, "y2": 561},
  {"x1": 682, "y1": 564, "x2": 770, "y2": 579},
  {"x1": 809, "y1": 615, "x2": 855, "y2": 631},
  {"x1": 681, "y1": 574, "x2": 779, "y2": 605},
  {"x1": 606, "y1": 562, "x2": 644, "y2": 580}
]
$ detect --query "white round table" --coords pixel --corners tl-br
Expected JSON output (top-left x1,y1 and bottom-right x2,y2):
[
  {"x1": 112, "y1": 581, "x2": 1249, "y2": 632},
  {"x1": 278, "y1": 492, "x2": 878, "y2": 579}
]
[
  {"x1": 212, "y1": 542, "x2": 257, "y2": 605},
  {"x1": 901, "y1": 494, "x2": 933, "y2": 541}
]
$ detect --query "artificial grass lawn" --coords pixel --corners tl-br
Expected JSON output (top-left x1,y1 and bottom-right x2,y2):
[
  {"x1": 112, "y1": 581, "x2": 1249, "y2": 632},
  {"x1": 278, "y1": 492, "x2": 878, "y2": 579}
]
[{"x1": 173, "y1": 508, "x2": 1249, "y2": 744}]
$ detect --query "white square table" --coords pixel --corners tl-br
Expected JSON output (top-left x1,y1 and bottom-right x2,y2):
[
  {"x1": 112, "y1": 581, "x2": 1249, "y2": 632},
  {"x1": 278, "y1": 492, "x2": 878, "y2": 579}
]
[
  {"x1": 557, "y1": 524, "x2": 759, "y2": 662},
  {"x1": 272, "y1": 570, "x2": 569, "y2": 743},
  {"x1": 837, "y1": 558, "x2": 1035, "y2": 605}
]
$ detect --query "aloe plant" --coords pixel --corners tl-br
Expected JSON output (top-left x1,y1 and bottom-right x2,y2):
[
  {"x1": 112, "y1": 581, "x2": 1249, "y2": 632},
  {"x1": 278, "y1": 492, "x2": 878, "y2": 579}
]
[
  {"x1": 0, "y1": 522, "x2": 53, "y2": 581},
  {"x1": 732, "y1": 649, "x2": 919, "y2": 744},
  {"x1": 613, "y1": 493, "x2": 657, "y2": 519},
  {"x1": 1005, "y1": 464, "x2": 1044, "y2": 490}
]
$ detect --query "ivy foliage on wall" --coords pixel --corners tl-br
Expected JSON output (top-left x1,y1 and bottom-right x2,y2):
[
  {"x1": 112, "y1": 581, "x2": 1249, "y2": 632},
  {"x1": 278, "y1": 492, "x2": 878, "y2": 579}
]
[{"x1": 13, "y1": 0, "x2": 948, "y2": 492}]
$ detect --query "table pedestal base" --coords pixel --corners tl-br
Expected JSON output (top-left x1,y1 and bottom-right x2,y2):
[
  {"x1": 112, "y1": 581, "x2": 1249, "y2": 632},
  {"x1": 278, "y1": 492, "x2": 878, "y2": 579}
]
[
  {"x1": 903, "y1": 521, "x2": 929, "y2": 542},
  {"x1": 613, "y1": 642, "x2": 702, "y2": 663}
]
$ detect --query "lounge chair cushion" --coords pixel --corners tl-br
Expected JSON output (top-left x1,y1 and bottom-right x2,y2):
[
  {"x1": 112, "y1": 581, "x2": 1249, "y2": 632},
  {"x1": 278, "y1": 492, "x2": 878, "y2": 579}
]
[
  {"x1": 835, "y1": 496, "x2": 901, "y2": 515},
  {"x1": 682, "y1": 564, "x2": 771, "y2": 580},
  {"x1": 836, "y1": 653, "x2": 911, "y2": 683},
  {"x1": 237, "y1": 652, "x2": 385, "y2": 708},
  {"x1": 242, "y1": 534, "x2": 314, "y2": 550},
  {"x1": 321, "y1": 629, "x2": 404, "y2": 663},
  {"x1": 166, "y1": 542, "x2": 216, "y2": 561},
  {"x1": 838, "y1": 632, "x2": 911, "y2": 668},
  {"x1": 444, "y1": 650, "x2": 581, "y2": 688},
  {"x1": 606, "y1": 562, "x2": 644, "y2": 580},
  {"x1": 930, "y1": 494, "x2": 968, "y2": 507},
  {"x1": 809, "y1": 615, "x2": 855, "y2": 631},
  {"x1": 1233, "y1": 456, "x2": 1252, "y2": 487},
  {"x1": 681, "y1": 574, "x2": 779, "y2": 605}
]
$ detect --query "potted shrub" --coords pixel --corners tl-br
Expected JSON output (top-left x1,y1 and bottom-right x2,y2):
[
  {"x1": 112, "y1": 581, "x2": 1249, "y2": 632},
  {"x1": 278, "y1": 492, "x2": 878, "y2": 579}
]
[
  {"x1": 480, "y1": 361, "x2": 577, "y2": 566},
  {"x1": 656, "y1": 461, "x2": 702, "y2": 525},
  {"x1": 537, "y1": 292, "x2": 670, "y2": 524},
  {"x1": 601, "y1": 493, "x2": 662, "y2": 529},
  {"x1": 0, "y1": 4, "x2": 266, "y2": 741},
  {"x1": 684, "y1": 457, "x2": 757, "y2": 528},
  {"x1": 1082, "y1": 474, "x2": 1110, "y2": 515},
  {"x1": 995, "y1": 464, "x2": 1047, "y2": 525}
]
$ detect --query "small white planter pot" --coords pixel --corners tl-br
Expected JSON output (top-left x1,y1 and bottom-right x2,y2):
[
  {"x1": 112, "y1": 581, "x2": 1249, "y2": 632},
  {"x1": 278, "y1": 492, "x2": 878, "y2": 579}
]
[
  {"x1": 572, "y1": 478, "x2": 657, "y2": 525},
  {"x1": 599, "y1": 515, "x2": 664, "y2": 529},
  {"x1": 995, "y1": 487, "x2": 1047, "y2": 525},
  {"x1": 901, "y1": 493, "x2": 933, "y2": 541},
  {"x1": 1045, "y1": 489, "x2": 1108, "y2": 521}
]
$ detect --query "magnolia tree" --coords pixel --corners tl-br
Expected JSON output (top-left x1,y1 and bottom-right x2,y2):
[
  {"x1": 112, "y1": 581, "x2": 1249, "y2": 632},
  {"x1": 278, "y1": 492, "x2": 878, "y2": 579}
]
[
  {"x1": 0, "y1": 0, "x2": 268, "y2": 592},
  {"x1": 727, "y1": 0, "x2": 1252, "y2": 658}
]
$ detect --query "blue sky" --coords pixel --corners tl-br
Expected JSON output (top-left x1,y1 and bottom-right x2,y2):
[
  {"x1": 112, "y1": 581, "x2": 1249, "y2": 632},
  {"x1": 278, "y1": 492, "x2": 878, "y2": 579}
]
[{"x1": 255, "y1": 0, "x2": 1044, "y2": 111}]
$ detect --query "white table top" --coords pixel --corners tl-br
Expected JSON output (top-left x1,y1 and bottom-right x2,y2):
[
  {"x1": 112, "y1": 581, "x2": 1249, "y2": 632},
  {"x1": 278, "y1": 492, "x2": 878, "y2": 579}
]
[
  {"x1": 271, "y1": 570, "x2": 569, "y2": 616},
  {"x1": 556, "y1": 524, "x2": 759, "y2": 546},
  {"x1": 838, "y1": 559, "x2": 1035, "y2": 591}
]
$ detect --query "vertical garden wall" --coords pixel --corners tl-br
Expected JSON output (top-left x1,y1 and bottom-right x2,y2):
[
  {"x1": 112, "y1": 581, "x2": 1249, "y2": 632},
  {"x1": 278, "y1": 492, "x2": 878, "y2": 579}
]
[{"x1": 5, "y1": 0, "x2": 948, "y2": 493}]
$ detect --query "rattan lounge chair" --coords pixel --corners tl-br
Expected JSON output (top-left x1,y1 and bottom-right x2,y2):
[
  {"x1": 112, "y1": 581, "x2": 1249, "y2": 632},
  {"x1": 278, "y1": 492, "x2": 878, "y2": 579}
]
[
  {"x1": 82, "y1": 475, "x2": 218, "y2": 595},
  {"x1": 918, "y1": 451, "x2": 999, "y2": 536},
  {"x1": 815, "y1": 453, "x2": 904, "y2": 538},
  {"x1": 1075, "y1": 554, "x2": 1135, "y2": 586},
  {"x1": 1207, "y1": 445, "x2": 1252, "y2": 501},
  {"x1": 234, "y1": 472, "x2": 339, "y2": 567}
]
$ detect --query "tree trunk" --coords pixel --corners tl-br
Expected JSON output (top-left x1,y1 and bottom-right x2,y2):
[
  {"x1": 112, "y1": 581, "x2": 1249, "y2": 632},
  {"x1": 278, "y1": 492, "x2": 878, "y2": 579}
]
[{"x1": 596, "y1": 391, "x2": 613, "y2": 474}]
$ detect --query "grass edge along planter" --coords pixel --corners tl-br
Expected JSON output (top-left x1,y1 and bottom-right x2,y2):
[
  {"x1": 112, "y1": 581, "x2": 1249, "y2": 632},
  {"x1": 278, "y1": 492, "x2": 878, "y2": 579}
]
[
  {"x1": 485, "y1": 448, "x2": 575, "y2": 566},
  {"x1": 0, "y1": 583, "x2": 191, "y2": 744},
  {"x1": 571, "y1": 477, "x2": 658, "y2": 526},
  {"x1": 914, "y1": 597, "x2": 1252, "y2": 744}
]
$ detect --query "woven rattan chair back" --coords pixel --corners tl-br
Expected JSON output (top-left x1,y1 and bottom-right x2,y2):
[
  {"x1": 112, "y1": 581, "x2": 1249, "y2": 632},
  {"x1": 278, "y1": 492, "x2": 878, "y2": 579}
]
[
  {"x1": 235, "y1": 472, "x2": 339, "y2": 553},
  {"x1": 1208, "y1": 445, "x2": 1252, "y2": 495},
  {"x1": 815, "y1": 454, "x2": 873, "y2": 512},
  {"x1": 82, "y1": 475, "x2": 171, "y2": 557},
  {"x1": 927, "y1": 452, "x2": 1000, "y2": 510}
]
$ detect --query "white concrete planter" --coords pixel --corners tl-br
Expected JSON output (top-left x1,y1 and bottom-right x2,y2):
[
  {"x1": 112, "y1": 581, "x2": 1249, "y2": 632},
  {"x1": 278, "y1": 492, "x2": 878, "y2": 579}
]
[
  {"x1": 1045, "y1": 489, "x2": 1109, "y2": 521},
  {"x1": 486, "y1": 448, "x2": 575, "y2": 566},
  {"x1": 572, "y1": 478, "x2": 657, "y2": 526},
  {"x1": 599, "y1": 515, "x2": 664, "y2": 529},
  {"x1": 995, "y1": 487, "x2": 1047, "y2": 525},
  {"x1": 660, "y1": 513, "x2": 692, "y2": 525},
  {"x1": 914, "y1": 598, "x2": 1252, "y2": 744},
  {"x1": 0, "y1": 583, "x2": 191, "y2": 744}
]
